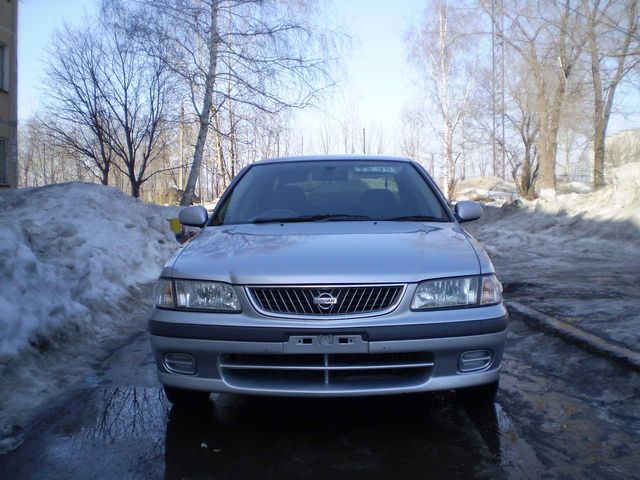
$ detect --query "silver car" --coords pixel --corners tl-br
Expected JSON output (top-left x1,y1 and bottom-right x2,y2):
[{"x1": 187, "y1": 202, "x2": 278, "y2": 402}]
[{"x1": 150, "y1": 155, "x2": 507, "y2": 406}]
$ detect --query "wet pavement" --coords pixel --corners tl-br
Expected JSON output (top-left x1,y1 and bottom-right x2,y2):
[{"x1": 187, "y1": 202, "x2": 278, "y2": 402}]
[
  {"x1": 465, "y1": 205, "x2": 640, "y2": 355},
  {"x1": 1, "y1": 318, "x2": 639, "y2": 480}
]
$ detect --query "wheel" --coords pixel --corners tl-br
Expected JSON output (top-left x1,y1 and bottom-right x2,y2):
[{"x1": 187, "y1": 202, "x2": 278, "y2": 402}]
[
  {"x1": 163, "y1": 386, "x2": 211, "y2": 407},
  {"x1": 457, "y1": 380, "x2": 499, "y2": 405}
]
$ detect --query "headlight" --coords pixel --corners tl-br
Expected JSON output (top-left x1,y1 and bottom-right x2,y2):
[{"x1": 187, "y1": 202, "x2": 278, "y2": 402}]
[
  {"x1": 154, "y1": 279, "x2": 241, "y2": 312},
  {"x1": 411, "y1": 275, "x2": 501, "y2": 310},
  {"x1": 174, "y1": 280, "x2": 241, "y2": 311}
]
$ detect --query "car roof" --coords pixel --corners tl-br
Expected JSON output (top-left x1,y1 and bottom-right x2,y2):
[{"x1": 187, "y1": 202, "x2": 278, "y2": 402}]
[{"x1": 255, "y1": 154, "x2": 414, "y2": 165}]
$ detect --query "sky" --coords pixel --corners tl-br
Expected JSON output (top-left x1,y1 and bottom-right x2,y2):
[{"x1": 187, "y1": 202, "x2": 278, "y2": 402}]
[
  {"x1": 17, "y1": 0, "x2": 426, "y2": 141},
  {"x1": 320, "y1": 0, "x2": 425, "y2": 128},
  {"x1": 16, "y1": 0, "x2": 640, "y2": 155},
  {"x1": 18, "y1": 0, "x2": 100, "y2": 119}
]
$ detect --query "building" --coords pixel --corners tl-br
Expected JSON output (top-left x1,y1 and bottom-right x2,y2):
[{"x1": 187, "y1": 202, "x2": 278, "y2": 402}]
[{"x1": 0, "y1": 0, "x2": 18, "y2": 188}]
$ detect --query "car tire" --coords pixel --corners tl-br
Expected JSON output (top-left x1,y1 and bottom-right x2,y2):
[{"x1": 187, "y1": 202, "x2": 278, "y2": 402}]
[
  {"x1": 458, "y1": 380, "x2": 499, "y2": 404},
  {"x1": 163, "y1": 386, "x2": 211, "y2": 407}
]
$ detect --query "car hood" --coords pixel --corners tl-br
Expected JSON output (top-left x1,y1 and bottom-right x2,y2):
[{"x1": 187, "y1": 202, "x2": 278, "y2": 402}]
[{"x1": 168, "y1": 222, "x2": 482, "y2": 284}]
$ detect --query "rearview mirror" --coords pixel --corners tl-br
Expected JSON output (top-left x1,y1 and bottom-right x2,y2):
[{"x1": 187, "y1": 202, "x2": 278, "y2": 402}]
[
  {"x1": 310, "y1": 166, "x2": 348, "y2": 181},
  {"x1": 179, "y1": 205, "x2": 208, "y2": 227},
  {"x1": 455, "y1": 201, "x2": 483, "y2": 223}
]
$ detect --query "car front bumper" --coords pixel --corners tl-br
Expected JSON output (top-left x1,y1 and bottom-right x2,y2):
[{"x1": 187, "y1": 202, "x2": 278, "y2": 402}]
[{"x1": 149, "y1": 303, "x2": 508, "y2": 397}]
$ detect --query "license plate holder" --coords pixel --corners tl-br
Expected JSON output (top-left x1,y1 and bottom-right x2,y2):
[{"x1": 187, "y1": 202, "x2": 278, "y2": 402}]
[{"x1": 283, "y1": 334, "x2": 368, "y2": 353}]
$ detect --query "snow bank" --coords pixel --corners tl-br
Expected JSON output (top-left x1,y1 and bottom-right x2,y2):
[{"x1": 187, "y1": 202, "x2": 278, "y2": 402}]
[
  {"x1": 530, "y1": 162, "x2": 640, "y2": 241},
  {"x1": 556, "y1": 181, "x2": 592, "y2": 195},
  {"x1": 0, "y1": 182, "x2": 179, "y2": 357},
  {"x1": 470, "y1": 163, "x2": 640, "y2": 243},
  {"x1": 465, "y1": 163, "x2": 640, "y2": 352},
  {"x1": 0, "y1": 182, "x2": 179, "y2": 451},
  {"x1": 454, "y1": 176, "x2": 518, "y2": 206},
  {"x1": 605, "y1": 129, "x2": 640, "y2": 170}
]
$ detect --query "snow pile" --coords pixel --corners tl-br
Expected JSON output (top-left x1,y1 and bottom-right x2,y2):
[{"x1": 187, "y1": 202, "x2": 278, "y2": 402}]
[
  {"x1": 202, "y1": 199, "x2": 220, "y2": 213},
  {"x1": 473, "y1": 162, "x2": 640, "y2": 245},
  {"x1": 608, "y1": 162, "x2": 640, "y2": 209},
  {"x1": 556, "y1": 181, "x2": 592, "y2": 195},
  {"x1": 454, "y1": 176, "x2": 517, "y2": 206},
  {"x1": 537, "y1": 161, "x2": 640, "y2": 241},
  {"x1": 0, "y1": 182, "x2": 178, "y2": 451},
  {"x1": 605, "y1": 129, "x2": 640, "y2": 170},
  {"x1": 0, "y1": 182, "x2": 179, "y2": 357},
  {"x1": 465, "y1": 163, "x2": 640, "y2": 351}
]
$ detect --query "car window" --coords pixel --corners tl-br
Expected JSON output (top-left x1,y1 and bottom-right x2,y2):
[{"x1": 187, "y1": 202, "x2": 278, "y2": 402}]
[{"x1": 211, "y1": 160, "x2": 450, "y2": 225}]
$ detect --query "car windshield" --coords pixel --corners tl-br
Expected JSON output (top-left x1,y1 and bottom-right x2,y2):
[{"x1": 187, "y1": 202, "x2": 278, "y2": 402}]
[{"x1": 211, "y1": 160, "x2": 450, "y2": 225}]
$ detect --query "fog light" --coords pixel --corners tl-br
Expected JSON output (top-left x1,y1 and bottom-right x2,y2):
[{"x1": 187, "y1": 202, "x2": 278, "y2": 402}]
[
  {"x1": 459, "y1": 350, "x2": 492, "y2": 373},
  {"x1": 163, "y1": 353, "x2": 196, "y2": 375}
]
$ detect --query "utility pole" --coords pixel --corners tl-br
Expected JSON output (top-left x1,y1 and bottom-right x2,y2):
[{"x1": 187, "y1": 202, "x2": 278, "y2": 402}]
[
  {"x1": 362, "y1": 128, "x2": 366, "y2": 154},
  {"x1": 179, "y1": 104, "x2": 184, "y2": 190},
  {"x1": 491, "y1": 0, "x2": 506, "y2": 178}
]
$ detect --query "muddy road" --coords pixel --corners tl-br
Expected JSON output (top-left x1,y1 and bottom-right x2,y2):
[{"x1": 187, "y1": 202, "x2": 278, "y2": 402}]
[{"x1": 1, "y1": 316, "x2": 639, "y2": 479}]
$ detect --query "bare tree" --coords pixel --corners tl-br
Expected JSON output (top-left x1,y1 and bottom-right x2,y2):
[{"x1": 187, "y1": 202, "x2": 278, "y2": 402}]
[
  {"x1": 44, "y1": 24, "x2": 114, "y2": 185},
  {"x1": 44, "y1": 8, "x2": 173, "y2": 197},
  {"x1": 505, "y1": 80, "x2": 539, "y2": 199},
  {"x1": 18, "y1": 116, "x2": 93, "y2": 187},
  {"x1": 501, "y1": 0, "x2": 584, "y2": 195},
  {"x1": 400, "y1": 110, "x2": 424, "y2": 162},
  {"x1": 585, "y1": 0, "x2": 640, "y2": 188},
  {"x1": 136, "y1": 0, "x2": 334, "y2": 205},
  {"x1": 557, "y1": 80, "x2": 592, "y2": 181},
  {"x1": 319, "y1": 123, "x2": 334, "y2": 154},
  {"x1": 409, "y1": 0, "x2": 477, "y2": 199},
  {"x1": 101, "y1": 4, "x2": 173, "y2": 198}
]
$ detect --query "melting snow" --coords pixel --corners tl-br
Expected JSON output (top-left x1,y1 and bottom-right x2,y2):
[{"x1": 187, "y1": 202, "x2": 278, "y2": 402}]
[
  {"x1": 0, "y1": 182, "x2": 179, "y2": 452},
  {"x1": 465, "y1": 163, "x2": 640, "y2": 352}
]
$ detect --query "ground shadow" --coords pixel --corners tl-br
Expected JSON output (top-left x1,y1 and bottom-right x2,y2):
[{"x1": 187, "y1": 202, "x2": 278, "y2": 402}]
[
  {"x1": 163, "y1": 392, "x2": 502, "y2": 480},
  {"x1": 464, "y1": 202, "x2": 640, "y2": 353}
]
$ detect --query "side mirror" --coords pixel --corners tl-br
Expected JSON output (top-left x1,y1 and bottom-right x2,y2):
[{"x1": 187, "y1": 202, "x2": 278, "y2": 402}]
[
  {"x1": 178, "y1": 205, "x2": 208, "y2": 227},
  {"x1": 455, "y1": 201, "x2": 483, "y2": 223}
]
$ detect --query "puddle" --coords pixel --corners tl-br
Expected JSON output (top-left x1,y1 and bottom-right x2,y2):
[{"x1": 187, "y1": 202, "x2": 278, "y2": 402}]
[{"x1": 1, "y1": 322, "x2": 639, "y2": 479}]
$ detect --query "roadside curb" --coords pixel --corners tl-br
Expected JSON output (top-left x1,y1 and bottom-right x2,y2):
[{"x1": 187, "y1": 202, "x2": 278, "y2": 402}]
[{"x1": 506, "y1": 300, "x2": 640, "y2": 373}]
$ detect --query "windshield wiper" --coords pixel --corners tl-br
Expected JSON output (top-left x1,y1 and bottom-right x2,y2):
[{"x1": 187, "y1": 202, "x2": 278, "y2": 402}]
[
  {"x1": 385, "y1": 215, "x2": 448, "y2": 222},
  {"x1": 251, "y1": 214, "x2": 374, "y2": 224}
]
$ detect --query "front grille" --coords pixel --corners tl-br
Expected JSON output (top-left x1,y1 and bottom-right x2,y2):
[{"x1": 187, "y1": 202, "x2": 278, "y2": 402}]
[
  {"x1": 247, "y1": 285, "x2": 404, "y2": 317},
  {"x1": 220, "y1": 352, "x2": 434, "y2": 392}
]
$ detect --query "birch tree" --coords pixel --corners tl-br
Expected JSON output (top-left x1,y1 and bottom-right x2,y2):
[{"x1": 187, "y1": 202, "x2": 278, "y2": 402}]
[
  {"x1": 136, "y1": 0, "x2": 333, "y2": 205},
  {"x1": 409, "y1": 0, "x2": 477, "y2": 200}
]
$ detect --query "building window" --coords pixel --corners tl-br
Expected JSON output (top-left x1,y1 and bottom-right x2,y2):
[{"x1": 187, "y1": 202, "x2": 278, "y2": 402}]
[
  {"x1": 0, "y1": 138, "x2": 6, "y2": 184},
  {"x1": 0, "y1": 44, "x2": 5, "y2": 91}
]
